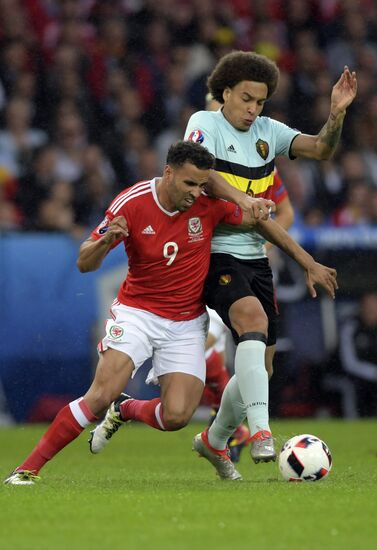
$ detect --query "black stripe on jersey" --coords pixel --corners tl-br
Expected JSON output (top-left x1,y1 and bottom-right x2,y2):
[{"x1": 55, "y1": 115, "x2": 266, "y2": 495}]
[{"x1": 215, "y1": 158, "x2": 275, "y2": 180}]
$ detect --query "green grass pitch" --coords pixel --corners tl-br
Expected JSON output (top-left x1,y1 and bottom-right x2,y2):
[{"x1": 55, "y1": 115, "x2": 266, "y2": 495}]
[{"x1": 1, "y1": 419, "x2": 376, "y2": 550}]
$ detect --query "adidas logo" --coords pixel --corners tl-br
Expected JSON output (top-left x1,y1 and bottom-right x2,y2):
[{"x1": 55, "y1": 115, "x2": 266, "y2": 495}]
[
  {"x1": 142, "y1": 225, "x2": 156, "y2": 235},
  {"x1": 227, "y1": 144, "x2": 236, "y2": 153}
]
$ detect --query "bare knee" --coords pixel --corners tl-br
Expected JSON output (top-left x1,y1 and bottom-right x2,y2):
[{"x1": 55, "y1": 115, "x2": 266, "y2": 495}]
[
  {"x1": 229, "y1": 298, "x2": 268, "y2": 336},
  {"x1": 162, "y1": 408, "x2": 192, "y2": 431},
  {"x1": 84, "y1": 385, "x2": 121, "y2": 416}
]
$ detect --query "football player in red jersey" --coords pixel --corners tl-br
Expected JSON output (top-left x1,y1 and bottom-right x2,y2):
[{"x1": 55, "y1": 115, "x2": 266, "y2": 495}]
[{"x1": 5, "y1": 141, "x2": 337, "y2": 484}]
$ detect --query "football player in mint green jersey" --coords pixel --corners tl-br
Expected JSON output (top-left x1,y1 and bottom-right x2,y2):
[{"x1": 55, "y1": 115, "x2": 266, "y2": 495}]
[{"x1": 186, "y1": 50, "x2": 357, "y2": 474}]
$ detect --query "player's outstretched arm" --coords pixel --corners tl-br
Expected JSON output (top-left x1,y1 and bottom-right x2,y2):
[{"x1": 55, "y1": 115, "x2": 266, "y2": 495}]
[
  {"x1": 255, "y1": 218, "x2": 338, "y2": 299},
  {"x1": 291, "y1": 66, "x2": 357, "y2": 161},
  {"x1": 77, "y1": 216, "x2": 129, "y2": 273},
  {"x1": 265, "y1": 195, "x2": 294, "y2": 252},
  {"x1": 207, "y1": 170, "x2": 275, "y2": 220}
]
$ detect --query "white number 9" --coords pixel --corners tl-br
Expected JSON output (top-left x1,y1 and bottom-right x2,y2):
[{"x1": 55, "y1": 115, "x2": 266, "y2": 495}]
[{"x1": 163, "y1": 241, "x2": 178, "y2": 265}]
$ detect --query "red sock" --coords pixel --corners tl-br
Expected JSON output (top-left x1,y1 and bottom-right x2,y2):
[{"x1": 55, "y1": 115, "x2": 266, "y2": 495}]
[
  {"x1": 18, "y1": 399, "x2": 98, "y2": 475},
  {"x1": 202, "y1": 350, "x2": 230, "y2": 408},
  {"x1": 119, "y1": 398, "x2": 166, "y2": 430}
]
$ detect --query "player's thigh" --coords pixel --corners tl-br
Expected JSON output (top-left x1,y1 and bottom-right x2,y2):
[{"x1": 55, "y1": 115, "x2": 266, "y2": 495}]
[
  {"x1": 205, "y1": 254, "x2": 269, "y2": 340},
  {"x1": 84, "y1": 348, "x2": 135, "y2": 413},
  {"x1": 99, "y1": 302, "x2": 155, "y2": 374},
  {"x1": 93, "y1": 347, "x2": 134, "y2": 388},
  {"x1": 204, "y1": 254, "x2": 251, "y2": 321},
  {"x1": 87, "y1": 303, "x2": 155, "y2": 412},
  {"x1": 152, "y1": 312, "x2": 208, "y2": 383},
  {"x1": 249, "y1": 262, "x2": 278, "y2": 346}
]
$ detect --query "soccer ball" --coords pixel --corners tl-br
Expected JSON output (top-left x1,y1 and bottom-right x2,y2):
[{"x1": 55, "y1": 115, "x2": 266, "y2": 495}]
[{"x1": 278, "y1": 434, "x2": 332, "y2": 482}]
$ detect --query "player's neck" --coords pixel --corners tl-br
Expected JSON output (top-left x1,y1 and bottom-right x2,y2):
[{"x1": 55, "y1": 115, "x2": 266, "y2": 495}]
[
  {"x1": 155, "y1": 177, "x2": 176, "y2": 212},
  {"x1": 221, "y1": 108, "x2": 235, "y2": 128}
]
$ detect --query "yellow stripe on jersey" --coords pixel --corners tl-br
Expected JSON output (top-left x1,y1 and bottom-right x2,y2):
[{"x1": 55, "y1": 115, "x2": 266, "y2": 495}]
[{"x1": 217, "y1": 171, "x2": 275, "y2": 196}]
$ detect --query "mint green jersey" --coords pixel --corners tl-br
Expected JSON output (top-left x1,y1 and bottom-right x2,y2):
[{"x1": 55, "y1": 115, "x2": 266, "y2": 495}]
[{"x1": 184, "y1": 109, "x2": 300, "y2": 259}]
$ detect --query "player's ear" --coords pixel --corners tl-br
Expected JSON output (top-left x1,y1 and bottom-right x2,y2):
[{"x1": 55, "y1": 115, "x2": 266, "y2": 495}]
[
  {"x1": 223, "y1": 87, "x2": 231, "y2": 102},
  {"x1": 164, "y1": 164, "x2": 172, "y2": 179}
]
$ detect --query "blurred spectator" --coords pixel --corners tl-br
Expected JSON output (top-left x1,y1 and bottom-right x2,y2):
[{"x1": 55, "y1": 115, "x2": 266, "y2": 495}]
[
  {"x1": 0, "y1": 96, "x2": 47, "y2": 178},
  {"x1": 368, "y1": 189, "x2": 377, "y2": 224},
  {"x1": 330, "y1": 151, "x2": 375, "y2": 226},
  {"x1": 36, "y1": 179, "x2": 76, "y2": 233},
  {"x1": 110, "y1": 122, "x2": 151, "y2": 186},
  {"x1": 16, "y1": 145, "x2": 59, "y2": 229},
  {"x1": 52, "y1": 111, "x2": 88, "y2": 182},
  {"x1": 339, "y1": 292, "x2": 377, "y2": 416},
  {"x1": 0, "y1": 0, "x2": 376, "y2": 233},
  {"x1": 134, "y1": 148, "x2": 161, "y2": 181},
  {"x1": 72, "y1": 144, "x2": 116, "y2": 228},
  {"x1": 326, "y1": 9, "x2": 377, "y2": 77},
  {"x1": 331, "y1": 180, "x2": 372, "y2": 226},
  {"x1": 0, "y1": 185, "x2": 21, "y2": 230},
  {"x1": 0, "y1": 39, "x2": 34, "y2": 96},
  {"x1": 154, "y1": 104, "x2": 196, "y2": 171},
  {"x1": 162, "y1": 63, "x2": 189, "y2": 127}
]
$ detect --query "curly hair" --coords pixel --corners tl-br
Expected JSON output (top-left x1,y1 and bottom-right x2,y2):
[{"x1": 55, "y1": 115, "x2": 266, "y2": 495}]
[
  {"x1": 207, "y1": 51, "x2": 279, "y2": 104},
  {"x1": 167, "y1": 140, "x2": 215, "y2": 170}
]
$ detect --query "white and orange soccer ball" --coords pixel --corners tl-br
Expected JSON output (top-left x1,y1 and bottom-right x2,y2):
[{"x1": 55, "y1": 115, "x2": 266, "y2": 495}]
[{"x1": 278, "y1": 434, "x2": 332, "y2": 482}]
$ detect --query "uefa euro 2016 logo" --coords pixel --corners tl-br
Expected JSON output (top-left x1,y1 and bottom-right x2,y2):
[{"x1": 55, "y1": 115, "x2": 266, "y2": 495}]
[{"x1": 188, "y1": 129, "x2": 204, "y2": 143}]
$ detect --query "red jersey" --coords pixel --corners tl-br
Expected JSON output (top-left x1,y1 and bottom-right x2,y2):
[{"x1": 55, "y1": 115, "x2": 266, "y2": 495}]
[
  {"x1": 91, "y1": 178, "x2": 242, "y2": 320},
  {"x1": 258, "y1": 170, "x2": 288, "y2": 205}
]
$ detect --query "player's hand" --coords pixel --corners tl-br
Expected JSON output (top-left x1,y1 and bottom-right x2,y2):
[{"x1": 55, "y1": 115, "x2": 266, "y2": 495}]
[
  {"x1": 102, "y1": 216, "x2": 129, "y2": 245},
  {"x1": 238, "y1": 195, "x2": 276, "y2": 221},
  {"x1": 305, "y1": 262, "x2": 338, "y2": 299},
  {"x1": 330, "y1": 66, "x2": 357, "y2": 116}
]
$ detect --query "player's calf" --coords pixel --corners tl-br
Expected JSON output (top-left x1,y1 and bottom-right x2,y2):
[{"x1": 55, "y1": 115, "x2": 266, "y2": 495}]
[{"x1": 89, "y1": 393, "x2": 131, "y2": 454}]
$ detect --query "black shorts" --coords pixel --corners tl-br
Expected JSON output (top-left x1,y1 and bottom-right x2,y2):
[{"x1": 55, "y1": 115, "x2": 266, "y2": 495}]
[{"x1": 204, "y1": 253, "x2": 278, "y2": 346}]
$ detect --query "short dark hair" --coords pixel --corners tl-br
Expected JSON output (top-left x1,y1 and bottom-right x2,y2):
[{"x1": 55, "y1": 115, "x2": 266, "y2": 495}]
[
  {"x1": 207, "y1": 51, "x2": 279, "y2": 104},
  {"x1": 166, "y1": 140, "x2": 215, "y2": 170}
]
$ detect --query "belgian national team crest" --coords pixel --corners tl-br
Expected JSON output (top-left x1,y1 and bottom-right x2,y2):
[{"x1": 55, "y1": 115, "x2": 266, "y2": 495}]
[
  {"x1": 188, "y1": 217, "x2": 203, "y2": 242},
  {"x1": 256, "y1": 139, "x2": 269, "y2": 160},
  {"x1": 219, "y1": 274, "x2": 232, "y2": 285}
]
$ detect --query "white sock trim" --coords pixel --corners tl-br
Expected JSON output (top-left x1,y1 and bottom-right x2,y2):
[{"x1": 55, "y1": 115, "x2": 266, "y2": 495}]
[
  {"x1": 155, "y1": 402, "x2": 166, "y2": 430},
  {"x1": 69, "y1": 397, "x2": 91, "y2": 428}
]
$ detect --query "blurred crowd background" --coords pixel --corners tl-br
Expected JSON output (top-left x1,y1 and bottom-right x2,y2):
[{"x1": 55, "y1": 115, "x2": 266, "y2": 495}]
[
  {"x1": 0, "y1": 0, "x2": 376, "y2": 423},
  {"x1": 1, "y1": 0, "x2": 377, "y2": 234}
]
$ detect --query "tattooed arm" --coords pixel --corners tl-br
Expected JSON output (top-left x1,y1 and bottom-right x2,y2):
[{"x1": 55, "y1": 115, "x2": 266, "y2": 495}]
[{"x1": 291, "y1": 66, "x2": 357, "y2": 160}]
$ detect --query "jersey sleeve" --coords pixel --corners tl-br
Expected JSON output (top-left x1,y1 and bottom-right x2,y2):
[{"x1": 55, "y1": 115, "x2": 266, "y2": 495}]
[
  {"x1": 269, "y1": 118, "x2": 301, "y2": 158},
  {"x1": 211, "y1": 199, "x2": 243, "y2": 227},
  {"x1": 184, "y1": 111, "x2": 217, "y2": 156},
  {"x1": 270, "y1": 170, "x2": 288, "y2": 205},
  {"x1": 90, "y1": 193, "x2": 129, "y2": 249},
  {"x1": 91, "y1": 210, "x2": 113, "y2": 241}
]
